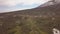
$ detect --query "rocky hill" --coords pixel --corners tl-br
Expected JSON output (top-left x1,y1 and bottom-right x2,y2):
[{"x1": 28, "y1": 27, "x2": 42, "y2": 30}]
[{"x1": 0, "y1": 2, "x2": 60, "y2": 34}]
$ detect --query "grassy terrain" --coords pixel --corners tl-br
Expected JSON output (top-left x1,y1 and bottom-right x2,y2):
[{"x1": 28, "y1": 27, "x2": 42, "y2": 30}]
[
  {"x1": 0, "y1": 15, "x2": 60, "y2": 34},
  {"x1": 0, "y1": 3, "x2": 60, "y2": 34}
]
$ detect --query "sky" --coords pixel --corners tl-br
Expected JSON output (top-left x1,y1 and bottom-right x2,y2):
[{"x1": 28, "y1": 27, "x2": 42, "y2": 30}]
[{"x1": 0, "y1": 0, "x2": 50, "y2": 13}]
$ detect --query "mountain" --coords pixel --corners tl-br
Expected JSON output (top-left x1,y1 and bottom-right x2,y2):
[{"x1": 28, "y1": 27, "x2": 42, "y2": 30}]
[
  {"x1": 2, "y1": 3, "x2": 60, "y2": 17},
  {"x1": 0, "y1": 1, "x2": 60, "y2": 34},
  {"x1": 37, "y1": 0, "x2": 60, "y2": 7}
]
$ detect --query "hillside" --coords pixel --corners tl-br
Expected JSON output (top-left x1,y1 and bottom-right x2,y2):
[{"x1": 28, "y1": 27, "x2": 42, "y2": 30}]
[
  {"x1": 0, "y1": 3, "x2": 60, "y2": 34},
  {"x1": 1, "y1": 3, "x2": 60, "y2": 17}
]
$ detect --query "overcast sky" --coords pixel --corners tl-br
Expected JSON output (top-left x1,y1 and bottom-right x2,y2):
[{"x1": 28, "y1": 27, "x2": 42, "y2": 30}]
[{"x1": 0, "y1": 0, "x2": 50, "y2": 13}]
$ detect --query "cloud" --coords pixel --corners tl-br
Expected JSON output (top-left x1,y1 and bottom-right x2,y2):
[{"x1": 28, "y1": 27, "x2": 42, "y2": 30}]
[
  {"x1": 0, "y1": 0, "x2": 50, "y2": 7},
  {"x1": 0, "y1": 0, "x2": 50, "y2": 12}
]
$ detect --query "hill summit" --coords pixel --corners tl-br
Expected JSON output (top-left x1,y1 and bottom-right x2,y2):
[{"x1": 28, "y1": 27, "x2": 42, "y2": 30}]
[
  {"x1": 38, "y1": 0, "x2": 60, "y2": 7},
  {"x1": 0, "y1": 0, "x2": 60, "y2": 34}
]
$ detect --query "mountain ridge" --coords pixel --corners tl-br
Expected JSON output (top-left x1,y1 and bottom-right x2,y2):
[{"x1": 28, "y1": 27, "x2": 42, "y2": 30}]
[
  {"x1": 0, "y1": 3, "x2": 60, "y2": 17},
  {"x1": 0, "y1": 1, "x2": 60, "y2": 34}
]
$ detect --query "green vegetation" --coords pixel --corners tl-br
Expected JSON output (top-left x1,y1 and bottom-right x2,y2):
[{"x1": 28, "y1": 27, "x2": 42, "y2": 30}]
[
  {"x1": 0, "y1": 3, "x2": 60, "y2": 34},
  {"x1": 7, "y1": 16, "x2": 48, "y2": 34},
  {"x1": 0, "y1": 15, "x2": 59, "y2": 34}
]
